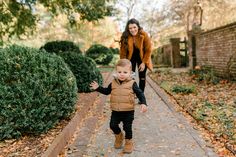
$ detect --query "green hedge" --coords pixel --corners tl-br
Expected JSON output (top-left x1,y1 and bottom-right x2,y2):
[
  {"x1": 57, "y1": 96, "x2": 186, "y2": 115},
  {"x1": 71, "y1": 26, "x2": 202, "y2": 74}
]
[
  {"x1": 0, "y1": 45, "x2": 78, "y2": 140},
  {"x1": 86, "y1": 44, "x2": 113, "y2": 65},
  {"x1": 110, "y1": 47, "x2": 119, "y2": 54},
  {"x1": 41, "y1": 40, "x2": 82, "y2": 54},
  {"x1": 59, "y1": 52, "x2": 103, "y2": 92},
  {"x1": 171, "y1": 85, "x2": 195, "y2": 94}
]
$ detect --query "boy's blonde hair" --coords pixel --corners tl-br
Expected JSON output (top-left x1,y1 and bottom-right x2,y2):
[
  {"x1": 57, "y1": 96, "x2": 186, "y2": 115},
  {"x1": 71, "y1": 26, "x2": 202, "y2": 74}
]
[{"x1": 116, "y1": 59, "x2": 132, "y2": 69}]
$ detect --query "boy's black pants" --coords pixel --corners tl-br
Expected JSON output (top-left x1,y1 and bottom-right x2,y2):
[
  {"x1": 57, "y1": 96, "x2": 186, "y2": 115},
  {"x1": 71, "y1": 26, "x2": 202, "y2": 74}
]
[{"x1": 110, "y1": 110, "x2": 134, "y2": 139}]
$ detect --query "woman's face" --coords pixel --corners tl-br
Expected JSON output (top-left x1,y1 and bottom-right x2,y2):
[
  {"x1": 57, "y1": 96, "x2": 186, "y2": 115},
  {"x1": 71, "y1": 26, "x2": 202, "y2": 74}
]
[{"x1": 128, "y1": 23, "x2": 139, "y2": 36}]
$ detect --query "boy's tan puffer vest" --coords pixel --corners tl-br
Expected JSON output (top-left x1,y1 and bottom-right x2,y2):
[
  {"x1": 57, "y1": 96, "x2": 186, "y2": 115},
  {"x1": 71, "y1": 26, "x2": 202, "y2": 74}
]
[{"x1": 110, "y1": 78, "x2": 135, "y2": 111}]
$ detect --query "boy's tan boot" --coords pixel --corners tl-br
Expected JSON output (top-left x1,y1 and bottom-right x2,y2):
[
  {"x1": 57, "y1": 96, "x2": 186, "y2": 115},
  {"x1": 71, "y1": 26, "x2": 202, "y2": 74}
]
[
  {"x1": 123, "y1": 139, "x2": 133, "y2": 153},
  {"x1": 114, "y1": 132, "x2": 124, "y2": 149}
]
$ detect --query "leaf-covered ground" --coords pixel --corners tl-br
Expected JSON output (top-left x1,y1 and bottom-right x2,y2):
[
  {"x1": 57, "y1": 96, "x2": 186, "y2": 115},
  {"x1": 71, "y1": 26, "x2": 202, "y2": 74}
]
[{"x1": 149, "y1": 68, "x2": 236, "y2": 157}]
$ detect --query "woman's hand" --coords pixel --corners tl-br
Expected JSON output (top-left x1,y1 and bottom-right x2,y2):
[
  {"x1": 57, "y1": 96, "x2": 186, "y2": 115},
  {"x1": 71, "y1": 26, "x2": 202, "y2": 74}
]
[
  {"x1": 138, "y1": 63, "x2": 145, "y2": 72},
  {"x1": 90, "y1": 81, "x2": 99, "y2": 90},
  {"x1": 140, "y1": 104, "x2": 147, "y2": 113}
]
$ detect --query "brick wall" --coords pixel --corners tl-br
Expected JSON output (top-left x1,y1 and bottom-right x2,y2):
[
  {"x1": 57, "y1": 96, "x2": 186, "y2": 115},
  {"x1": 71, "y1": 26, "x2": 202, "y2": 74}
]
[{"x1": 196, "y1": 22, "x2": 236, "y2": 78}]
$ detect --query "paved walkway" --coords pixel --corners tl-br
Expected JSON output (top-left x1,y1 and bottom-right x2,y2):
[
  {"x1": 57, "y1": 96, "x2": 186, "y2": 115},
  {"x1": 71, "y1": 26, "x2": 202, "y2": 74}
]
[{"x1": 66, "y1": 74, "x2": 218, "y2": 157}]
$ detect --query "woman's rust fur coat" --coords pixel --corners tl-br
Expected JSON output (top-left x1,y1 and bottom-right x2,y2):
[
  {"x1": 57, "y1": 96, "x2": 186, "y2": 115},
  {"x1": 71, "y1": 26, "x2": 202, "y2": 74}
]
[{"x1": 120, "y1": 30, "x2": 153, "y2": 71}]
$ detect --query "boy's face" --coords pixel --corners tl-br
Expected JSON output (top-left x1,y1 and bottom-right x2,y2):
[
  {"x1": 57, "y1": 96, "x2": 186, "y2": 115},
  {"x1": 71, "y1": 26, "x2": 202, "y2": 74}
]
[{"x1": 116, "y1": 65, "x2": 131, "y2": 81}]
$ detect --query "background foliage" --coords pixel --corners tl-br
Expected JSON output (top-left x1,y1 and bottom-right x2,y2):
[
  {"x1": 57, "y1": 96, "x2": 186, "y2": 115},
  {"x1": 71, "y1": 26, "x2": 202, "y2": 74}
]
[
  {"x1": 40, "y1": 40, "x2": 82, "y2": 54},
  {"x1": 0, "y1": 0, "x2": 115, "y2": 45},
  {"x1": 86, "y1": 44, "x2": 113, "y2": 65},
  {"x1": 59, "y1": 52, "x2": 103, "y2": 92}
]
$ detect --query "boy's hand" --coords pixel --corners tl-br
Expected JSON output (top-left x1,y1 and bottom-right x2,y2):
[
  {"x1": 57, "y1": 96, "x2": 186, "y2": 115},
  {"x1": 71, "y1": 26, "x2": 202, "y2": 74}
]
[
  {"x1": 90, "y1": 81, "x2": 99, "y2": 90},
  {"x1": 140, "y1": 104, "x2": 147, "y2": 113}
]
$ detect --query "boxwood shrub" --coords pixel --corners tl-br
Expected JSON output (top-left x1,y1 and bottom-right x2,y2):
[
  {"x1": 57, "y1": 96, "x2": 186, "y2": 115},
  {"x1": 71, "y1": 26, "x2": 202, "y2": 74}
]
[
  {"x1": 0, "y1": 45, "x2": 78, "y2": 140},
  {"x1": 41, "y1": 40, "x2": 82, "y2": 54},
  {"x1": 59, "y1": 52, "x2": 103, "y2": 92},
  {"x1": 110, "y1": 47, "x2": 119, "y2": 54},
  {"x1": 86, "y1": 44, "x2": 113, "y2": 65}
]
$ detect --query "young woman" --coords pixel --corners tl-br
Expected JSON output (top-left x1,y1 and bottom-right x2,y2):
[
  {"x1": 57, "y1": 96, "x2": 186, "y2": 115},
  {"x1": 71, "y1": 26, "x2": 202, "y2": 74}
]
[{"x1": 120, "y1": 18, "x2": 153, "y2": 92}]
